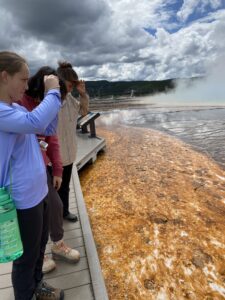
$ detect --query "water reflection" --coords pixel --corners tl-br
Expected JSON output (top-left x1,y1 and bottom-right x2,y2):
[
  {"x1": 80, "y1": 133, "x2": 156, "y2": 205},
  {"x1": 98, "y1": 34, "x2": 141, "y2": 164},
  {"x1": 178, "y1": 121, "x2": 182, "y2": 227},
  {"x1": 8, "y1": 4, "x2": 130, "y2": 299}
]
[{"x1": 99, "y1": 107, "x2": 225, "y2": 168}]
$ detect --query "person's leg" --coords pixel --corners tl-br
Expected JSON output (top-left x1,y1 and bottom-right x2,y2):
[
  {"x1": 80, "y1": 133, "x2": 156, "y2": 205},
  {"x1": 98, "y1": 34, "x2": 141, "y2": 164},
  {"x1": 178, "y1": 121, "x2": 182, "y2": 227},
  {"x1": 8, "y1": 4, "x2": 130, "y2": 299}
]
[
  {"x1": 58, "y1": 163, "x2": 77, "y2": 221},
  {"x1": 12, "y1": 200, "x2": 45, "y2": 300},
  {"x1": 33, "y1": 196, "x2": 64, "y2": 299},
  {"x1": 47, "y1": 171, "x2": 64, "y2": 243},
  {"x1": 58, "y1": 163, "x2": 73, "y2": 216},
  {"x1": 34, "y1": 196, "x2": 50, "y2": 284},
  {"x1": 43, "y1": 170, "x2": 80, "y2": 272}
]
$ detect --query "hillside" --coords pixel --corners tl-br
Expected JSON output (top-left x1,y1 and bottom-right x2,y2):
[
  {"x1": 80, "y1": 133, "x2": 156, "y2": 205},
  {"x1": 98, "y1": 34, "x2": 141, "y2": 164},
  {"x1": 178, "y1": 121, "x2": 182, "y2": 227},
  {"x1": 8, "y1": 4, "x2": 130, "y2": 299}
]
[
  {"x1": 84, "y1": 79, "x2": 175, "y2": 98},
  {"x1": 72, "y1": 77, "x2": 203, "y2": 99}
]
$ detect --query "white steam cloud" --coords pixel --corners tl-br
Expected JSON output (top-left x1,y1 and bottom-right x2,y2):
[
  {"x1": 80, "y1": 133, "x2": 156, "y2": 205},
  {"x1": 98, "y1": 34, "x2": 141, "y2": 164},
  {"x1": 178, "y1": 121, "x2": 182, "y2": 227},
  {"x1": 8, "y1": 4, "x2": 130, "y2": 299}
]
[
  {"x1": 147, "y1": 55, "x2": 225, "y2": 106},
  {"x1": 97, "y1": 56, "x2": 225, "y2": 127}
]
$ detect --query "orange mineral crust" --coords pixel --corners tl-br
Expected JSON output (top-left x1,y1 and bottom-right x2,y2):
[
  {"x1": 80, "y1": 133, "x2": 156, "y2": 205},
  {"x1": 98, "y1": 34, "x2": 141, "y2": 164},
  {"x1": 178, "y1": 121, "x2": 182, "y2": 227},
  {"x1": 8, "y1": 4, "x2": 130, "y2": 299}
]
[{"x1": 79, "y1": 126, "x2": 225, "y2": 300}]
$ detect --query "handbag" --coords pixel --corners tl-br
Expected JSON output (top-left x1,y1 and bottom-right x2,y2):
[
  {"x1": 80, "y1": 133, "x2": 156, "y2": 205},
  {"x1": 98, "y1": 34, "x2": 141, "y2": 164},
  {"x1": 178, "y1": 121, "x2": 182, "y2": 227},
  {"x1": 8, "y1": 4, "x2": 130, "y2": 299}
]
[{"x1": 0, "y1": 161, "x2": 23, "y2": 263}]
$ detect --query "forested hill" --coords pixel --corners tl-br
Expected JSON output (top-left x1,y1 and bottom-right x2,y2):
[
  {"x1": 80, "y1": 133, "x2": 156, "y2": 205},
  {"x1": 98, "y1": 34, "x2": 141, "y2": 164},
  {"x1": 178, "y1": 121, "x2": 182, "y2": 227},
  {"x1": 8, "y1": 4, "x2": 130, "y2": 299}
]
[{"x1": 83, "y1": 79, "x2": 175, "y2": 98}]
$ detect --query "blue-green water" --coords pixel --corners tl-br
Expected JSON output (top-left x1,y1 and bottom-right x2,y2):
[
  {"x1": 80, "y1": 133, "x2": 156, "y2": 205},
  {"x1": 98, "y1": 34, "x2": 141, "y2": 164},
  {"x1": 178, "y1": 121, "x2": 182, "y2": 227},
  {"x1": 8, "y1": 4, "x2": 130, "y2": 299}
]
[{"x1": 99, "y1": 105, "x2": 225, "y2": 169}]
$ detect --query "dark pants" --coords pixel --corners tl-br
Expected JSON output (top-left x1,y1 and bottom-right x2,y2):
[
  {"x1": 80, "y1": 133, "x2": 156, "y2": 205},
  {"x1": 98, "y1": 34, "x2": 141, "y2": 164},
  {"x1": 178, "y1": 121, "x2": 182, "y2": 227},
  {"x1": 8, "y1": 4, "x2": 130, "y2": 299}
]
[
  {"x1": 12, "y1": 196, "x2": 49, "y2": 300},
  {"x1": 47, "y1": 170, "x2": 64, "y2": 242},
  {"x1": 57, "y1": 163, "x2": 73, "y2": 217}
]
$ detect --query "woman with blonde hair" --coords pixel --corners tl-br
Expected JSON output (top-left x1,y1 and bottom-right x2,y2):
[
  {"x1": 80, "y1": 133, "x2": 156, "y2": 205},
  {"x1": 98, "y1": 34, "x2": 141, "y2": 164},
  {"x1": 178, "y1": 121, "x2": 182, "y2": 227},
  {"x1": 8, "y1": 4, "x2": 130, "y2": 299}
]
[{"x1": 0, "y1": 51, "x2": 64, "y2": 300}]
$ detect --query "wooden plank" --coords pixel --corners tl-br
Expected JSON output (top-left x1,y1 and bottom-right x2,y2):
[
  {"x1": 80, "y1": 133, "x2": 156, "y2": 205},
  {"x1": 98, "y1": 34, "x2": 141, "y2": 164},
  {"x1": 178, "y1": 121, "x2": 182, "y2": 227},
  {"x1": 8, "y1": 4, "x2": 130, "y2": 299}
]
[
  {"x1": 69, "y1": 207, "x2": 79, "y2": 216},
  {"x1": 63, "y1": 220, "x2": 80, "y2": 231},
  {"x1": 64, "y1": 284, "x2": 94, "y2": 300},
  {"x1": 65, "y1": 205, "x2": 78, "y2": 213},
  {"x1": 0, "y1": 273, "x2": 11, "y2": 289},
  {"x1": 0, "y1": 262, "x2": 11, "y2": 275},
  {"x1": 46, "y1": 269, "x2": 91, "y2": 290},
  {"x1": 0, "y1": 246, "x2": 86, "y2": 277},
  {"x1": 44, "y1": 257, "x2": 89, "y2": 279},
  {"x1": 0, "y1": 258, "x2": 89, "y2": 290},
  {"x1": 0, "y1": 287, "x2": 14, "y2": 300},
  {"x1": 0, "y1": 278, "x2": 94, "y2": 300},
  {"x1": 63, "y1": 228, "x2": 82, "y2": 240},
  {"x1": 75, "y1": 133, "x2": 106, "y2": 171},
  {"x1": 69, "y1": 201, "x2": 77, "y2": 209}
]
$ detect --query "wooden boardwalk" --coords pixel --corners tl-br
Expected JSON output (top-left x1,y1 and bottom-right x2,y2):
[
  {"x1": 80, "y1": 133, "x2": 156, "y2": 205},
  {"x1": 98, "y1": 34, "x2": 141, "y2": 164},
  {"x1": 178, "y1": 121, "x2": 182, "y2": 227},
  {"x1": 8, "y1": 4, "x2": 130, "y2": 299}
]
[
  {"x1": 0, "y1": 167, "x2": 108, "y2": 300},
  {"x1": 76, "y1": 131, "x2": 106, "y2": 171}
]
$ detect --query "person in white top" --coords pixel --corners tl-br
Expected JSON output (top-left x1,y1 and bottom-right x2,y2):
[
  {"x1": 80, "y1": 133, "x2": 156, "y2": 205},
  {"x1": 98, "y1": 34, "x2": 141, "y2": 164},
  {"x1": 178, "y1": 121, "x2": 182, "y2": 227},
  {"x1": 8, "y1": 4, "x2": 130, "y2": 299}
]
[{"x1": 56, "y1": 61, "x2": 89, "y2": 221}]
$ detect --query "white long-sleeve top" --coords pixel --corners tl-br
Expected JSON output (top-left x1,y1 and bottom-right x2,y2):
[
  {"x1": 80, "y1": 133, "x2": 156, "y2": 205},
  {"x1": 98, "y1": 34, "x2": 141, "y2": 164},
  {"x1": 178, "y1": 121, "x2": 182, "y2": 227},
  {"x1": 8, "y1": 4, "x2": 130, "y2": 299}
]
[{"x1": 57, "y1": 92, "x2": 89, "y2": 166}]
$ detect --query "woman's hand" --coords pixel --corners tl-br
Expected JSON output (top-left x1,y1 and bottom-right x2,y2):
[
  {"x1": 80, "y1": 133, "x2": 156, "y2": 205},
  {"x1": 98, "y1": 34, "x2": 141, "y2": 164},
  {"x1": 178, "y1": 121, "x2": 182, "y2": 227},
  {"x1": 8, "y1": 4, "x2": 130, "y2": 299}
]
[
  {"x1": 76, "y1": 80, "x2": 86, "y2": 96},
  {"x1": 44, "y1": 75, "x2": 60, "y2": 93},
  {"x1": 53, "y1": 176, "x2": 62, "y2": 190}
]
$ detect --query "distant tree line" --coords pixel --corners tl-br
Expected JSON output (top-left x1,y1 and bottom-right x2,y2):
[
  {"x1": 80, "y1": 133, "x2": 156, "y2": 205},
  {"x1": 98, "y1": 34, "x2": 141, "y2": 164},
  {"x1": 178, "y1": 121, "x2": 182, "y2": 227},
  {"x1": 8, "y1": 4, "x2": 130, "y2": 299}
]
[
  {"x1": 72, "y1": 77, "x2": 203, "y2": 99},
  {"x1": 73, "y1": 79, "x2": 175, "y2": 98}
]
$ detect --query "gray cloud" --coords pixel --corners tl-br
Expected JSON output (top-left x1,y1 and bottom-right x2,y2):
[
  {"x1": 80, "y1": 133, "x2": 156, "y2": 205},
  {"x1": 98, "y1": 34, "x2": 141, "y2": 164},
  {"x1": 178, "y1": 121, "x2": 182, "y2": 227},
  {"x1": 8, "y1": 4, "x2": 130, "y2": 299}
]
[
  {"x1": 0, "y1": 0, "x2": 224, "y2": 81},
  {"x1": 1, "y1": 0, "x2": 111, "y2": 48}
]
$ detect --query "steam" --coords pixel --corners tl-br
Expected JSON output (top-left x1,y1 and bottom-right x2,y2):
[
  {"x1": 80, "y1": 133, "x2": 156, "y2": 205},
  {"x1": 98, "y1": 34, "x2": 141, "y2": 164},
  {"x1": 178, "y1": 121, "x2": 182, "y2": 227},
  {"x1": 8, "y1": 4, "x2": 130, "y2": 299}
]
[
  {"x1": 147, "y1": 55, "x2": 225, "y2": 106},
  {"x1": 97, "y1": 55, "x2": 225, "y2": 127}
]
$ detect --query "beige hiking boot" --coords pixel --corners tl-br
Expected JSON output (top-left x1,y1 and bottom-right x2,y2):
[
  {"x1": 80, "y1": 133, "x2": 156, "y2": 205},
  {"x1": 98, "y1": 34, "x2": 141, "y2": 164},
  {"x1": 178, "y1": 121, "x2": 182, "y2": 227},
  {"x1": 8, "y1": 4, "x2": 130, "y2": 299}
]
[
  {"x1": 42, "y1": 255, "x2": 56, "y2": 274},
  {"x1": 51, "y1": 239, "x2": 80, "y2": 263}
]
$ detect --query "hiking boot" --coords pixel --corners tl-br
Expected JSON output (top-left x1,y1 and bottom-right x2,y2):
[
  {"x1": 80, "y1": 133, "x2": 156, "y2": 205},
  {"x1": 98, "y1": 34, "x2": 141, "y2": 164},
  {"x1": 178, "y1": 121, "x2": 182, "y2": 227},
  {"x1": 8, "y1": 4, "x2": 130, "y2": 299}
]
[
  {"x1": 42, "y1": 255, "x2": 56, "y2": 274},
  {"x1": 51, "y1": 239, "x2": 80, "y2": 263},
  {"x1": 35, "y1": 281, "x2": 64, "y2": 300},
  {"x1": 63, "y1": 212, "x2": 78, "y2": 222}
]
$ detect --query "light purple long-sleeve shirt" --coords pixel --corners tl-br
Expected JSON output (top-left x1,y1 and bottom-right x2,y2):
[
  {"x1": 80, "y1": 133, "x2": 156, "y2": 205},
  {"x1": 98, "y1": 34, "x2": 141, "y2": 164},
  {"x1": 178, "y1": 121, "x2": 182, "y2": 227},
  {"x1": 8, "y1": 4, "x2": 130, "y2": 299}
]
[{"x1": 0, "y1": 89, "x2": 61, "y2": 209}]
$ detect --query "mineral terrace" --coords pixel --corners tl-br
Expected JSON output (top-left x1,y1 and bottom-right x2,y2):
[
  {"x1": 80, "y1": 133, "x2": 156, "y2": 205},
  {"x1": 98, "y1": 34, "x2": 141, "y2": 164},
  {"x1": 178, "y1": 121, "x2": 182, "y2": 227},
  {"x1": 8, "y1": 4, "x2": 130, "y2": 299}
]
[{"x1": 79, "y1": 126, "x2": 225, "y2": 300}]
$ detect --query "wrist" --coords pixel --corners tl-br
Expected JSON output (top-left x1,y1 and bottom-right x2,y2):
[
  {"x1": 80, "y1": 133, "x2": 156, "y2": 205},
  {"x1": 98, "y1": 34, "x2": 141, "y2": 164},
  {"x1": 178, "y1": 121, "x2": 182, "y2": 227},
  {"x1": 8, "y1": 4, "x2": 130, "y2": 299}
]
[
  {"x1": 79, "y1": 92, "x2": 87, "y2": 97},
  {"x1": 48, "y1": 86, "x2": 60, "y2": 91}
]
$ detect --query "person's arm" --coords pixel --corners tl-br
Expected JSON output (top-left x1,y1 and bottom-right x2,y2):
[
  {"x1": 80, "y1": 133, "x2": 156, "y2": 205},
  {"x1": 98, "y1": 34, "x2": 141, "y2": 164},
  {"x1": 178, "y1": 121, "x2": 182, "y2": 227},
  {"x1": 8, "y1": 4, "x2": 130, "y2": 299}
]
[
  {"x1": 75, "y1": 80, "x2": 89, "y2": 116},
  {"x1": 44, "y1": 115, "x2": 59, "y2": 136},
  {"x1": 45, "y1": 135, "x2": 63, "y2": 190},
  {"x1": 0, "y1": 89, "x2": 61, "y2": 134},
  {"x1": 79, "y1": 93, "x2": 89, "y2": 116},
  {"x1": 45, "y1": 135, "x2": 63, "y2": 177}
]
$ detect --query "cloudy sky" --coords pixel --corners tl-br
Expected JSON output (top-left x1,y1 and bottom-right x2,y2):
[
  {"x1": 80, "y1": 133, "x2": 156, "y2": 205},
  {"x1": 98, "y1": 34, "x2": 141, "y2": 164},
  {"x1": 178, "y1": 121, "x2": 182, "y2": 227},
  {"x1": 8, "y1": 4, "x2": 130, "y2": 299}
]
[{"x1": 0, "y1": 0, "x2": 224, "y2": 81}]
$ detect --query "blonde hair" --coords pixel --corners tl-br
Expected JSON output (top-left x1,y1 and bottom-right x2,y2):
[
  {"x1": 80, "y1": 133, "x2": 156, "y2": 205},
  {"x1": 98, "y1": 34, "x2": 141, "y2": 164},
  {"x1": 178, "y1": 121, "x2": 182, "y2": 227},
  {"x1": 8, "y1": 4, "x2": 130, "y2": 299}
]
[{"x1": 0, "y1": 51, "x2": 27, "y2": 75}]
